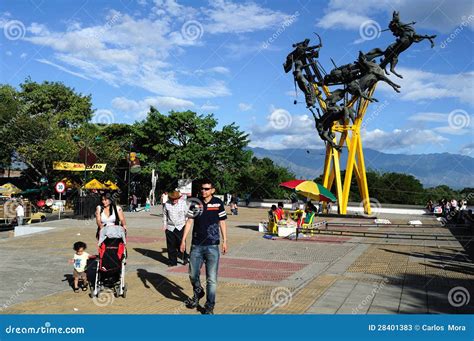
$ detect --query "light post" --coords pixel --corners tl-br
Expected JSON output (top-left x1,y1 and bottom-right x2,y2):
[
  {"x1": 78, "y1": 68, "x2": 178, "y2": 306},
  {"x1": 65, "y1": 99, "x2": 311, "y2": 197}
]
[
  {"x1": 127, "y1": 141, "x2": 132, "y2": 211},
  {"x1": 126, "y1": 144, "x2": 141, "y2": 212}
]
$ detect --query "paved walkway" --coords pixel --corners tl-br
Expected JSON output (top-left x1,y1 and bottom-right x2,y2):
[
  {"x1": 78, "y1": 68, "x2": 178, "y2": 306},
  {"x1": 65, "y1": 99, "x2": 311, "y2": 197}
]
[{"x1": 0, "y1": 206, "x2": 472, "y2": 314}]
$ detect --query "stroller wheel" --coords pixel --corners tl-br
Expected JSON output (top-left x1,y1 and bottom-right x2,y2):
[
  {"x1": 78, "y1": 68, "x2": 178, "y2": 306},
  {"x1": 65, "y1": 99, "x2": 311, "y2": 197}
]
[
  {"x1": 122, "y1": 284, "x2": 127, "y2": 298},
  {"x1": 114, "y1": 285, "x2": 121, "y2": 298}
]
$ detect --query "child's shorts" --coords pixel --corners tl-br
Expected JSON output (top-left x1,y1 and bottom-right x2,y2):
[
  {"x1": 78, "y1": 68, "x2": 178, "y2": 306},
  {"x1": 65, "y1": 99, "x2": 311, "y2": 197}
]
[{"x1": 74, "y1": 269, "x2": 87, "y2": 281}]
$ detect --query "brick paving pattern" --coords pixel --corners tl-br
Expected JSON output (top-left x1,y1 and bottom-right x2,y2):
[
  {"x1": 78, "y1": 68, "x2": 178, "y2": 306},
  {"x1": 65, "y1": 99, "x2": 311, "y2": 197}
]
[{"x1": 0, "y1": 206, "x2": 472, "y2": 314}]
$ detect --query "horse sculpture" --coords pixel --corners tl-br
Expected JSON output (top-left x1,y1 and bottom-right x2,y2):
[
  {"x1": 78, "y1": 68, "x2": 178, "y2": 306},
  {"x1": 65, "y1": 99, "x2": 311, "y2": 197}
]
[{"x1": 365, "y1": 11, "x2": 436, "y2": 78}]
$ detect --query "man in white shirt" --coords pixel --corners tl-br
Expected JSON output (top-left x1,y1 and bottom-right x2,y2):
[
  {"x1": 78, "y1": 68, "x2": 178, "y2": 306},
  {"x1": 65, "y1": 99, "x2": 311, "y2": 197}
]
[
  {"x1": 163, "y1": 191, "x2": 188, "y2": 267},
  {"x1": 15, "y1": 202, "x2": 25, "y2": 226}
]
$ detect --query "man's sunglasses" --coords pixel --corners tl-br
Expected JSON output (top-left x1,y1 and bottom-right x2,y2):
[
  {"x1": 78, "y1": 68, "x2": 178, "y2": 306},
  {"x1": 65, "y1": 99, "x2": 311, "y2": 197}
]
[{"x1": 201, "y1": 187, "x2": 212, "y2": 191}]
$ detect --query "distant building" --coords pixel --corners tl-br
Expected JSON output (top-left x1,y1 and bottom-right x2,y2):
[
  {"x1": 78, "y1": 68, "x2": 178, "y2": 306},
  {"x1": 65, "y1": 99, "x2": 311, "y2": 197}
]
[{"x1": 0, "y1": 168, "x2": 22, "y2": 178}]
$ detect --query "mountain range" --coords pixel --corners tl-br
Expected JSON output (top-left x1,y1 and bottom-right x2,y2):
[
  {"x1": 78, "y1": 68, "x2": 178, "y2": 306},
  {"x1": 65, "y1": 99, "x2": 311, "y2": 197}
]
[{"x1": 249, "y1": 147, "x2": 474, "y2": 189}]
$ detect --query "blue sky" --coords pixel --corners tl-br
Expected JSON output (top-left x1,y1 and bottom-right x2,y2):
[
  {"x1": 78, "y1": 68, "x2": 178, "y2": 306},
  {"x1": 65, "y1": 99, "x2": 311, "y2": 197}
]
[{"x1": 0, "y1": 0, "x2": 473, "y2": 156}]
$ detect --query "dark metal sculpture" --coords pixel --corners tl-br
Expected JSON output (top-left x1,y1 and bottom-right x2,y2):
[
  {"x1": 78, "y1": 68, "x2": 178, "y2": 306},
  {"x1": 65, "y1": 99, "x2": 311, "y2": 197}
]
[
  {"x1": 345, "y1": 51, "x2": 401, "y2": 102},
  {"x1": 323, "y1": 60, "x2": 361, "y2": 86},
  {"x1": 313, "y1": 104, "x2": 355, "y2": 152},
  {"x1": 283, "y1": 37, "x2": 323, "y2": 107},
  {"x1": 284, "y1": 11, "x2": 435, "y2": 151},
  {"x1": 324, "y1": 52, "x2": 400, "y2": 103},
  {"x1": 365, "y1": 11, "x2": 437, "y2": 78}
]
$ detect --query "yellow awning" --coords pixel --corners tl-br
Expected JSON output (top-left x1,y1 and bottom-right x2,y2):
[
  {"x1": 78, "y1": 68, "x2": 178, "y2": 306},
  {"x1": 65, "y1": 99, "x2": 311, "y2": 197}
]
[
  {"x1": 104, "y1": 180, "x2": 119, "y2": 190},
  {"x1": 0, "y1": 183, "x2": 22, "y2": 196},
  {"x1": 83, "y1": 179, "x2": 107, "y2": 190}
]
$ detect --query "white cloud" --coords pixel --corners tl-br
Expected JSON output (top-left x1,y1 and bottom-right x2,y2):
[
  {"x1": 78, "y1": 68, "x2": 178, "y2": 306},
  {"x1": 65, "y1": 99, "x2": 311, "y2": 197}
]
[
  {"x1": 378, "y1": 68, "x2": 474, "y2": 106},
  {"x1": 248, "y1": 108, "x2": 455, "y2": 152},
  {"x1": 408, "y1": 111, "x2": 473, "y2": 136},
  {"x1": 22, "y1": 10, "x2": 230, "y2": 98},
  {"x1": 35, "y1": 58, "x2": 91, "y2": 80},
  {"x1": 459, "y1": 143, "x2": 474, "y2": 156},
  {"x1": 5, "y1": 51, "x2": 12, "y2": 56},
  {"x1": 408, "y1": 112, "x2": 449, "y2": 122},
  {"x1": 251, "y1": 110, "x2": 315, "y2": 138},
  {"x1": 248, "y1": 134, "x2": 323, "y2": 150},
  {"x1": 28, "y1": 22, "x2": 50, "y2": 35},
  {"x1": 194, "y1": 66, "x2": 230, "y2": 76},
  {"x1": 362, "y1": 128, "x2": 448, "y2": 151},
  {"x1": 316, "y1": 0, "x2": 474, "y2": 33},
  {"x1": 208, "y1": 66, "x2": 229, "y2": 74},
  {"x1": 249, "y1": 109, "x2": 324, "y2": 149},
  {"x1": 238, "y1": 102, "x2": 252, "y2": 111},
  {"x1": 204, "y1": 0, "x2": 291, "y2": 34},
  {"x1": 112, "y1": 95, "x2": 195, "y2": 119},
  {"x1": 111, "y1": 97, "x2": 140, "y2": 112},
  {"x1": 316, "y1": 10, "x2": 372, "y2": 30},
  {"x1": 223, "y1": 41, "x2": 273, "y2": 59},
  {"x1": 20, "y1": 52, "x2": 27, "y2": 59},
  {"x1": 18, "y1": 1, "x2": 294, "y2": 100},
  {"x1": 92, "y1": 109, "x2": 116, "y2": 124},
  {"x1": 434, "y1": 126, "x2": 472, "y2": 136},
  {"x1": 152, "y1": 0, "x2": 197, "y2": 19},
  {"x1": 200, "y1": 103, "x2": 219, "y2": 111}
]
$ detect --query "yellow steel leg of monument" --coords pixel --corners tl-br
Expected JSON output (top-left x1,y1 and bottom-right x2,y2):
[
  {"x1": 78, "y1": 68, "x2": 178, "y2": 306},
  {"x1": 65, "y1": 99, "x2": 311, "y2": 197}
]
[{"x1": 318, "y1": 84, "x2": 377, "y2": 215}]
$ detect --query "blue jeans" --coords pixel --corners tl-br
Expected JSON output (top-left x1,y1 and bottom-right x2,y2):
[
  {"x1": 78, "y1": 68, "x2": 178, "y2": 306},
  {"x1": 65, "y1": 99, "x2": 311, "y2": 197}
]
[{"x1": 188, "y1": 244, "x2": 220, "y2": 308}]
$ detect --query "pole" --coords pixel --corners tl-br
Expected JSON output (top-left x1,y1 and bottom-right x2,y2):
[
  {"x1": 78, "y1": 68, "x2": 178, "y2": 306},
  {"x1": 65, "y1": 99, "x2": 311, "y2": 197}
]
[
  {"x1": 127, "y1": 142, "x2": 131, "y2": 212},
  {"x1": 84, "y1": 142, "x2": 88, "y2": 186},
  {"x1": 58, "y1": 192, "x2": 61, "y2": 220}
]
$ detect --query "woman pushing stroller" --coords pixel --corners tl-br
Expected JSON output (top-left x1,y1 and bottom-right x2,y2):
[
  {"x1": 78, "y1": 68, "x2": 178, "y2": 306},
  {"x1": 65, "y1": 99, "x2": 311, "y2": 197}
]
[
  {"x1": 95, "y1": 192, "x2": 127, "y2": 244},
  {"x1": 93, "y1": 192, "x2": 128, "y2": 298}
]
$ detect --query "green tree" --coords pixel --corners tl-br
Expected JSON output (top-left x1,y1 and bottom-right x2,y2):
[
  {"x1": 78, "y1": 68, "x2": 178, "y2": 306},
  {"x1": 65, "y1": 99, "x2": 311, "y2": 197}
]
[
  {"x1": 0, "y1": 80, "x2": 94, "y2": 185},
  {"x1": 133, "y1": 108, "x2": 251, "y2": 193},
  {"x1": 0, "y1": 85, "x2": 22, "y2": 167},
  {"x1": 237, "y1": 157, "x2": 295, "y2": 199}
]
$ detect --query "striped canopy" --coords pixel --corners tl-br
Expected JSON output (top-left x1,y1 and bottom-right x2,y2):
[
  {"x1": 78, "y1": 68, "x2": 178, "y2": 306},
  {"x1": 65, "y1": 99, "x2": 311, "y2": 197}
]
[{"x1": 280, "y1": 180, "x2": 336, "y2": 202}]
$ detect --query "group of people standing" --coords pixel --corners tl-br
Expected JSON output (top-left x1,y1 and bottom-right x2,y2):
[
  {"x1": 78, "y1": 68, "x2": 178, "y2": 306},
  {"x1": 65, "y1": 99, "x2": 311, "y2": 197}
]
[
  {"x1": 92, "y1": 181, "x2": 228, "y2": 314},
  {"x1": 161, "y1": 179, "x2": 228, "y2": 314}
]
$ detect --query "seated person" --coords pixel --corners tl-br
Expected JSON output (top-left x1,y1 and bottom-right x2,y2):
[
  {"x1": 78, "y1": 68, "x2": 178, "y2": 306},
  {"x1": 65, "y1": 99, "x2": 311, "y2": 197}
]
[
  {"x1": 275, "y1": 202, "x2": 285, "y2": 220},
  {"x1": 98, "y1": 224, "x2": 126, "y2": 246},
  {"x1": 267, "y1": 205, "x2": 279, "y2": 234},
  {"x1": 268, "y1": 205, "x2": 278, "y2": 220},
  {"x1": 303, "y1": 205, "x2": 316, "y2": 226}
]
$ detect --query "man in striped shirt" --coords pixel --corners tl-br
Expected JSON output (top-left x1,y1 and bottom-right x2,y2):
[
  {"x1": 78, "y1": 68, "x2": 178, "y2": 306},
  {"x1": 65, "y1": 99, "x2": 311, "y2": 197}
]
[
  {"x1": 180, "y1": 179, "x2": 228, "y2": 314},
  {"x1": 163, "y1": 191, "x2": 189, "y2": 267}
]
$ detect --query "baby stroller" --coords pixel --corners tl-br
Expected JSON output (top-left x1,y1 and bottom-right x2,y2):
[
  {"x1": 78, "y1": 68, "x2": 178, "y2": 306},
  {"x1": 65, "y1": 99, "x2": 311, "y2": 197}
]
[{"x1": 92, "y1": 235, "x2": 127, "y2": 298}]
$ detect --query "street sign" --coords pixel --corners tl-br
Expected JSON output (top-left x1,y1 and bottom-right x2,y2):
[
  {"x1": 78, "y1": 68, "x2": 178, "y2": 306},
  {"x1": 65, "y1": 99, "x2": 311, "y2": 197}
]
[
  {"x1": 55, "y1": 182, "x2": 66, "y2": 193},
  {"x1": 55, "y1": 182, "x2": 66, "y2": 220}
]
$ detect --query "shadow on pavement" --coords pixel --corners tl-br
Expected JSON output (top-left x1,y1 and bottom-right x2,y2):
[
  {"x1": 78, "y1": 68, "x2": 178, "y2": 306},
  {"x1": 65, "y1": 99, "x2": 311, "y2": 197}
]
[
  {"x1": 447, "y1": 225, "x2": 474, "y2": 260},
  {"x1": 235, "y1": 225, "x2": 259, "y2": 231},
  {"x1": 386, "y1": 274, "x2": 474, "y2": 314},
  {"x1": 136, "y1": 268, "x2": 188, "y2": 302},
  {"x1": 381, "y1": 247, "x2": 474, "y2": 276},
  {"x1": 377, "y1": 247, "x2": 474, "y2": 313},
  {"x1": 134, "y1": 247, "x2": 169, "y2": 266}
]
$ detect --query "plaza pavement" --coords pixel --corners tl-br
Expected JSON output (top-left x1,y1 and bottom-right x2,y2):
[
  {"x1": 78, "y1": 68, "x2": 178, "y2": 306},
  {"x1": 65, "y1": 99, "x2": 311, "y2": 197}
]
[{"x1": 0, "y1": 206, "x2": 473, "y2": 315}]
